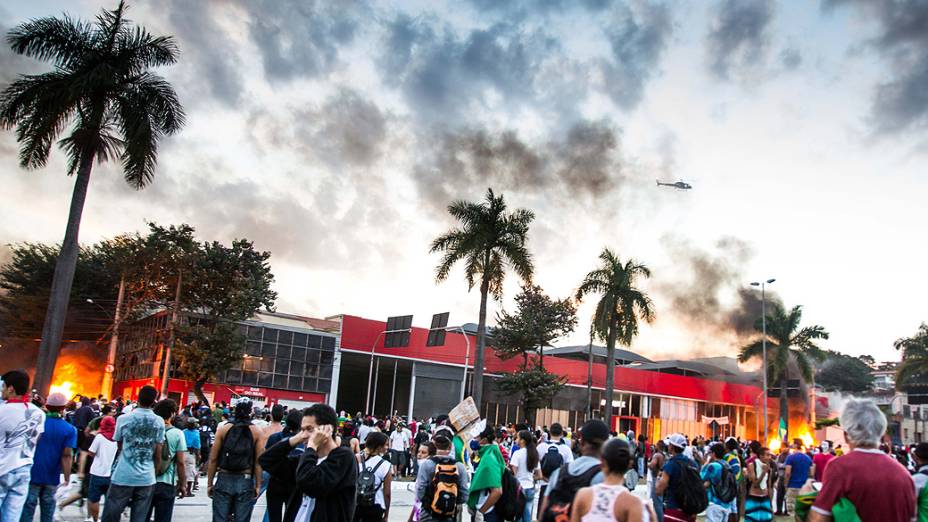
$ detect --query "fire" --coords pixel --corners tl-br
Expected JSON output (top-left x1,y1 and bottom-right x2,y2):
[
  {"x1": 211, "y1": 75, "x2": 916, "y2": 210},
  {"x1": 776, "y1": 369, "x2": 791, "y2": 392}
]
[
  {"x1": 769, "y1": 438, "x2": 782, "y2": 453},
  {"x1": 767, "y1": 423, "x2": 816, "y2": 454},
  {"x1": 49, "y1": 381, "x2": 76, "y2": 399},
  {"x1": 49, "y1": 351, "x2": 104, "y2": 399}
]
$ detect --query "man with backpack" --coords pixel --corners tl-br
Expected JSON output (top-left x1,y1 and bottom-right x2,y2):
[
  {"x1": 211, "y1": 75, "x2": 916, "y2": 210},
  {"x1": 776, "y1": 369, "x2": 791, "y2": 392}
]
[
  {"x1": 722, "y1": 438, "x2": 743, "y2": 522},
  {"x1": 536, "y1": 423, "x2": 573, "y2": 520},
  {"x1": 701, "y1": 443, "x2": 737, "y2": 522},
  {"x1": 416, "y1": 434, "x2": 470, "y2": 522},
  {"x1": 207, "y1": 398, "x2": 263, "y2": 522},
  {"x1": 538, "y1": 419, "x2": 609, "y2": 522},
  {"x1": 148, "y1": 399, "x2": 187, "y2": 522},
  {"x1": 467, "y1": 427, "x2": 509, "y2": 522},
  {"x1": 654, "y1": 434, "x2": 706, "y2": 522}
]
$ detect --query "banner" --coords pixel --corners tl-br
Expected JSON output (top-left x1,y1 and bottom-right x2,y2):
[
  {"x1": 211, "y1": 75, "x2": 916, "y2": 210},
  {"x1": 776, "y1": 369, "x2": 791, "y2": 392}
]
[{"x1": 701, "y1": 415, "x2": 729, "y2": 425}]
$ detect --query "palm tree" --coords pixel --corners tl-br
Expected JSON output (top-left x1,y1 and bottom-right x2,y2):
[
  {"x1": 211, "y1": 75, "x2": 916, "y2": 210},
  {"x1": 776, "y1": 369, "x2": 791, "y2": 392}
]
[
  {"x1": 430, "y1": 188, "x2": 534, "y2": 409},
  {"x1": 0, "y1": 2, "x2": 185, "y2": 395},
  {"x1": 576, "y1": 248, "x2": 654, "y2": 430},
  {"x1": 895, "y1": 323, "x2": 928, "y2": 391},
  {"x1": 738, "y1": 303, "x2": 828, "y2": 442}
]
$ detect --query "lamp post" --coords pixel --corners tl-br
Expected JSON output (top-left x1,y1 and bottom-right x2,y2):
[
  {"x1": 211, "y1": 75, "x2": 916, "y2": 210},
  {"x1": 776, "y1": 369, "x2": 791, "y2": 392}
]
[
  {"x1": 445, "y1": 326, "x2": 471, "y2": 402},
  {"x1": 87, "y1": 276, "x2": 124, "y2": 400},
  {"x1": 750, "y1": 278, "x2": 775, "y2": 442},
  {"x1": 365, "y1": 328, "x2": 412, "y2": 415}
]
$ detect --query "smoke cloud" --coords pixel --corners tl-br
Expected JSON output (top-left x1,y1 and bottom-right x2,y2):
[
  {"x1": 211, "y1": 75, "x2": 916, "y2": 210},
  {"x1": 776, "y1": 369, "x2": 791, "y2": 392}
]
[{"x1": 706, "y1": 0, "x2": 775, "y2": 80}]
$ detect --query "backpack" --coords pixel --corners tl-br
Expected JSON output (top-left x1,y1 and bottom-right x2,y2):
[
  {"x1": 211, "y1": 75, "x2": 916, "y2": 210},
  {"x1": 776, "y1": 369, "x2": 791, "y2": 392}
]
[
  {"x1": 218, "y1": 421, "x2": 255, "y2": 472},
  {"x1": 540, "y1": 464, "x2": 600, "y2": 522},
  {"x1": 540, "y1": 442, "x2": 565, "y2": 479},
  {"x1": 710, "y1": 460, "x2": 738, "y2": 504},
  {"x1": 356, "y1": 456, "x2": 388, "y2": 507},
  {"x1": 156, "y1": 427, "x2": 179, "y2": 476},
  {"x1": 497, "y1": 467, "x2": 526, "y2": 522},
  {"x1": 668, "y1": 457, "x2": 708, "y2": 516},
  {"x1": 425, "y1": 456, "x2": 459, "y2": 519}
]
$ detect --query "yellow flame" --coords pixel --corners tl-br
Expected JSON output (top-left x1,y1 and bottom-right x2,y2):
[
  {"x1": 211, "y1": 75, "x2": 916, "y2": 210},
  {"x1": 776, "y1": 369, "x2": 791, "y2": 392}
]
[
  {"x1": 768, "y1": 438, "x2": 782, "y2": 453},
  {"x1": 49, "y1": 381, "x2": 75, "y2": 399}
]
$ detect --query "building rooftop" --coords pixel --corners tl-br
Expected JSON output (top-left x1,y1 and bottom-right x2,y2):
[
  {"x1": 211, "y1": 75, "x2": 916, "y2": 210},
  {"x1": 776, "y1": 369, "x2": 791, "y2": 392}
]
[{"x1": 545, "y1": 344, "x2": 653, "y2": 365}]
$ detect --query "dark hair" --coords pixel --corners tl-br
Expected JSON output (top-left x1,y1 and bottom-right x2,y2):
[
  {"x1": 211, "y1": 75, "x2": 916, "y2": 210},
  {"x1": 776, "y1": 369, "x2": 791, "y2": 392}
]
[
  {"x1": 479, "y1": 426, "x2": 496, "y2": 443},
  {"x1": 304, "y1": 403, "x2": 338, "y2": 436},
  {"x1": 271, "y1": 404, "x2": 285, "y2": 422},
  {"x1": 710, "y1": 443, "x2": 726, "y2": 460},
  {"x1": 915, "y1": 442, "x2": 928, "y2": 462},
  {"x1": 153, "y1": 399, "x2": 177, "y2": 420},
  {"x1": 342, "y1": 422, "x2": 355, "y2": 438},
  {"x1": 284, "y1": 409, "x2": 303, "y2": 433},
  {"x1": 749, "y1": 440, "x2": 763, "y2": 456},
  {"x1": 725, "y1": 438, "x2": 739, "y2": 452},
  {"x1": 550, "y1": 423, "x2": 564, "y2": 437},
  {"x1": 1, "y1": 370, "x2": 30, "y2": 396},
  {"x1": 101, "y1": 404, "x2": 113, "y2": 415},
  {"x1": 602, "y1": 438, "x2": 632, "y2": 474},
  {"x1": 47, "y1": 403, "x2": 66, "y2": 413},
  {"x1": 518, "y1": 430, "x2": 539, "y2": 471},
  {"x1": 233, "y1": 401, "x2": 252, "y2": 421},
  {"x1": 433, "y1": 434, "x2": 452, "y2": 451},
  {"x1": 656, "y1": 440, "x2": 666, "y2": 452},
  {"x1": 137, "y1": 385, "x2": 158, "y2": 408},
  {"x1": 423, "y1": 442, "x2": 437, "y2": 456},
  {"x1": 186, "y1": 418, "x2": 198, "y2": 430},
  {"x1": 365, "y1": 431, "x2": 389, "y2": 453}
]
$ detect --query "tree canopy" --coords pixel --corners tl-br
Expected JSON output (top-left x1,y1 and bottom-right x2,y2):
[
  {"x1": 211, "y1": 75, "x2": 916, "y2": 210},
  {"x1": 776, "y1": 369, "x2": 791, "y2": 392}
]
[
  {"x1": 816, "y1": 351, "x2": 874, "y2": 393},
  {"x1": 493, "y1": 284, "x2": 577, "y2": 362},
  {"x1": 896, "y1": 323, "x2": 928, "y2": 391}
]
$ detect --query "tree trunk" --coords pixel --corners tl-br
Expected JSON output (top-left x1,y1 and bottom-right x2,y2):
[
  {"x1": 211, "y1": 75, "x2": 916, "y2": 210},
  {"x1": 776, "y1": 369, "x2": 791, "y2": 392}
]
[
  {"x1": 33, "y1": 151, "x2": 95, "y2": 396},
  {"x1": 100, "y1": 274, "x2": 126, "y2": 399},
  {"x1": 193, "y1": 378, "x2": 210, "y2": 407},
  {"x1": 604, "y1": 314, "x2": 619, "y2": 432},
  {"x1": 472, "y1": 276, "x2": 490, "y2": 411}
]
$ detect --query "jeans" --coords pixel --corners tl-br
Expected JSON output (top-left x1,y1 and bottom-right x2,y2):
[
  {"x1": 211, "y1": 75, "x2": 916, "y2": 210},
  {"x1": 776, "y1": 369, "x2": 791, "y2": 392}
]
[
  {"x1": 20, "y1": 483, "x2": 57, "y2": 522},
  {"x1": 212, "y1": 473, "x2": 255, "y2": 522},
  {"x1": 521, "y1": 488, "x2": 535, "y2": 522},
  {"x1": 650, "y1": 486, "x2": 663, "y2": 522},
  {"x1": 0, "y1": 465, "x2": 33, "y2": 522},
  {"x1": 637, "y1": 457, "x2": 645, "y2": 478},
  {"x1": 147, "y1": 483, "x2": 177, "y2": 522},
  {"x1": 100, "y1": 484, "x2": 154, "y2": 522},
  {"x1": 353, "y1": 504, "x2": 385, "y2": 522}
]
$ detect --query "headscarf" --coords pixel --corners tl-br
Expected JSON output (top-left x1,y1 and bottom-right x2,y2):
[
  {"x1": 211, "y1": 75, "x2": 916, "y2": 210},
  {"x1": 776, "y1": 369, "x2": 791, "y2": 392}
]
[{"x1": 99, "y1": 415, "x2": 116, "y2": 441}]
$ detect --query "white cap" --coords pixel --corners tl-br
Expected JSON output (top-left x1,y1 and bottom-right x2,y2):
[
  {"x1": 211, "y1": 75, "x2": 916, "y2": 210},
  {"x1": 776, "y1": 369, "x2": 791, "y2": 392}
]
[{"x1": 668, "y1": 433, "x2": 687, "y2": 449}]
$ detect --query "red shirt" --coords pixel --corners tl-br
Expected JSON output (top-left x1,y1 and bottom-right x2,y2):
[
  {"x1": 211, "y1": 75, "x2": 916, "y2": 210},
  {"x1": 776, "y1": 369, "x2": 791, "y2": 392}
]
[
  {"x1": 812, "y1": 449, "x2": 915, "y2": 522},
  {"x1": 812, "y1": 452, "x2": 834, "y2": 482}
]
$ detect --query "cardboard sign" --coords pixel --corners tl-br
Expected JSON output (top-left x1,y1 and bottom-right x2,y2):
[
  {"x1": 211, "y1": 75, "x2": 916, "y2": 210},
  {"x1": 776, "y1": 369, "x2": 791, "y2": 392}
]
[{"x1": 448, "y1": 396, "x2": 481, "y2": 441}]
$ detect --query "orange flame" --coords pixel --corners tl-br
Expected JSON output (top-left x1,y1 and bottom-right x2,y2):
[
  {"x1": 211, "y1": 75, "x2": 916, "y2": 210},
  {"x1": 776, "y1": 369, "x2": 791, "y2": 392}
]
[
  {"x1": 50, "y1": 352, "x2": 104, "y2": 400},
  {"x1": 767, "y1": 423, "x2": 816, "y2": 453}
]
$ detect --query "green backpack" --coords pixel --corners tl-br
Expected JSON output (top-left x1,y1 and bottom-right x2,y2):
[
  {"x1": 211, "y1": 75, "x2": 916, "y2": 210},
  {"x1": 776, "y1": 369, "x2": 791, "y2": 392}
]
[{"x1": 156, "y1": 427, "x2": 178, "y2": 476}]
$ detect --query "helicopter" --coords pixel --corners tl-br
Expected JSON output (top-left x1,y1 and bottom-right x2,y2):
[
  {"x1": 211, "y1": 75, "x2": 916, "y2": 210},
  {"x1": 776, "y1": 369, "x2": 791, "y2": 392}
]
[{"x1": 656, "y1": 179, "x2": 692, "y2": 190}]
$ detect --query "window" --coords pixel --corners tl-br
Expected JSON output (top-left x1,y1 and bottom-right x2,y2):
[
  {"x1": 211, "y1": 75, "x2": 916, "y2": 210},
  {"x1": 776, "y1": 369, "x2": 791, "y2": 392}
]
[
  {"x1": 291, "y1": 347, "x2": 306, "y2": 362},
  {"x1": 307, "y1": 350, "x2": 321, "y2": 364},
  {"x1": 226, "y1": 369, "x2": 242, "y2": 384},
  {"x1": 293, "y1": 332, "x2": 308, "y2": 347},
  {"x1": 278, "y1": 330, "x2": 293, "y2": 346},
  {"x1": 258, "y1": 372, "x2": 273, "y2": 387},
  {"x1": 242, "y1": 371, "x2": 257, "y2": 385},
  {"x1": 276, "y1": 345, "x2": 291, "y2": 359},
  {"x1": 246, "y1": 341, "x2": 262, "y2": 356},
  {"x1": 275, "y1": 359, "x2": 290, "y2": 374},
  {"x1": 308, "y1": 335, "x2": 321, "y2": 349},
  {"x1": 288, "y1": 376, "x2": 302, "y2": 389},
  {"x1": 305, "y1": 365, "x2": 319, "y2": 378},
  {"x1": 247, "y1": 327, "x2": 262, "y2": 341},
  {"x1": 261, "y1": 342, "x2": 276, "y2": 358},
  {"x1": 322, "y1": 336, "x2": 335, "y2": 351},
  {"x1": 290, "y1": 362, "x2": 305, "y2": 376},
  {"x1": 263, "y1": 328, "x2": 278, "y2": 342},
  {"x1": 273, "y1": 374, "x2": 288, "y2": 388},
  {"x1": 244, "y1": 358, "x2": 261, "y2": 371}
]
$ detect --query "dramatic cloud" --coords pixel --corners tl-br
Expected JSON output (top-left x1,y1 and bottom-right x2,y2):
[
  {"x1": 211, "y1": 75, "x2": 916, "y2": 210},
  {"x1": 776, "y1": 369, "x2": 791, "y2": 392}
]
[
  {"x1": 824, "y1": 0, "x2": 928, "y2": 134},
  {"x1": 601, "y1": 2, "x2": 673, "y2": 109},
  {"x1": 706, "y1": 0, "x2": 775, "y2": 80}
]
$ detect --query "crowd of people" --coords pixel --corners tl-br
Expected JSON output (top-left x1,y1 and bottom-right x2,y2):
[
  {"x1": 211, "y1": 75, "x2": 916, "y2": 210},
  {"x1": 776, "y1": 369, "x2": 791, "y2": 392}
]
[{"x1": 0, "y1": 368, "x2": 923, "y2": 522}]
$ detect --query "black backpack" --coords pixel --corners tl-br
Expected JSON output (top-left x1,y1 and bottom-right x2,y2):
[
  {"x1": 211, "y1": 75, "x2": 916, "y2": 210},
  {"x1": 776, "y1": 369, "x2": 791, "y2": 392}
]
[
  {"x1": 710, "y1": 460, "x2": 738, "y2": 504},
  {"x1": 218, "y1": 421, "x2": 255, "y2": 472},
  {"x1": 356, "y1": 456, "x2": 387, "y2": 507},
  {"x1": 540, "y1": 464, "x2": 600, "y2": 522},
  {"x1": 425, "y1": 456, "x2": 459, "y2": 519},
  {"x1": 668, "y1": 457, "x2": 708, "y2": 516},
  {"x1": 496, "y1": 466, "x2": 526, "y2": 522},
  {"x1": 156, "y1": 427, "x2": 179, "y2": 476},
  {"x1": 540, "y1": 442, "x2": 565, "y2": 479}
]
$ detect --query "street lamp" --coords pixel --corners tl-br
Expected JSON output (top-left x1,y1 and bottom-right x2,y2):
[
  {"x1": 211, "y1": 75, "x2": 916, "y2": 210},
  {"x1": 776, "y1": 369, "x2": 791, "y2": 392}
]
[
  {"x1": 750, "y1": 278, "x2": 775, "y2": 442},
  {"x1": 445, "y1": 326, "x2": 471, "y2": 402},
  {"x1": 87, "y1": 283, "x2": 125, "y2": 401},
  {"x1": 365, "y1": 328, "x2": 412, "y2": 415}
]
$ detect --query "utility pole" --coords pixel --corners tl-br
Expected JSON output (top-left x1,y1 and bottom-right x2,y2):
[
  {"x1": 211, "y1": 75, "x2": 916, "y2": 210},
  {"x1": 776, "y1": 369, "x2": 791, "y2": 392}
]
[
  {"x1": 751, "y1": 278, "x2": 775, "y2": 441},
  {"x1": 160, "y1": 271, "x2": 182, "y2": 398},
  {"x1": 100, "y1": 275, "x2": 125, "y2": 399},
  {"x1": 587, "y1": 324, "x2": 594, "y2": 420}
]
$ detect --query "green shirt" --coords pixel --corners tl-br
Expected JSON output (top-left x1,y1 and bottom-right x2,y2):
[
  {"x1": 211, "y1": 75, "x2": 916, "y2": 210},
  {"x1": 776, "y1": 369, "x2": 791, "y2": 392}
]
[{"x1": 156, "y1": 427, "x2": 187, "y2": 485}]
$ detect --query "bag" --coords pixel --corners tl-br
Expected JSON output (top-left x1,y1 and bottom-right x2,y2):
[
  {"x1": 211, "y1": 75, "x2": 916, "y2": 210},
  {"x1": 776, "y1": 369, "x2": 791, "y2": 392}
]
[
  {"x1": 356, "y1": 456, "x2": 388, "y2": 507},
  {"x1": 497, "y1": 467, "x2": 526, "y2": 522},
  {"x1": 156, "y1": 427, "x2": 179, "y2": 475},
  {"x1": 540, "y1": 464, "x2": 600, "y2": 522},
  {"x1": 540, "y1": 443, "x2": 565, "y2": 479},
  {"x1": 669, "y1": 458, "x2": 708, "y2": 515},
  {"x1": 426, "y1": 456, "x2": 460, "y2": 519},
  {"x1": 218, "y1": 422, "x2": 255, "y2": 472},
  {"x1": 710, "y1": 461, "x2": 738, "y2": 504}
]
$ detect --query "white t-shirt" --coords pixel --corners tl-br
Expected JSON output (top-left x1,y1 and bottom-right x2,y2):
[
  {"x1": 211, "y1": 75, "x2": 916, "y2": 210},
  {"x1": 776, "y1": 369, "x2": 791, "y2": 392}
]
[
  {"x1": 510, "y1": 448, "x2": 540, "y2": 490},
  {"x1": 536, "y1": 439, "x2": 574, "y2": 486},
  {"x1": 0, "y1": 401, "x2": 45, "y2": 476},
  {"x1": 88, "y1": 433, "x2": 118, "y2": 477},
  {"x1": 358, "y1": 425, "x2": 371, "y2": 443},
  {"x1": 358, "y1": 454, "x2": 391, "y2": 508},
  {"x1": 390, "y1": 429, "x2": 409, "y2": 451}
]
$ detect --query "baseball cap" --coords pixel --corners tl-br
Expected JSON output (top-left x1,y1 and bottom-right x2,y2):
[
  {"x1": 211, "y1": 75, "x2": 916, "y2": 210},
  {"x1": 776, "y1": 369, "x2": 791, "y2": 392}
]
[
  {"x1": 667, "y1": 433, "x2": 687, "y2": 449},
  {"x1": 579, "y1": 419, "x2": 609, "y2": 444},
  {"x1": 46, "y1": 392, "x2": 68, "y2": 407}
]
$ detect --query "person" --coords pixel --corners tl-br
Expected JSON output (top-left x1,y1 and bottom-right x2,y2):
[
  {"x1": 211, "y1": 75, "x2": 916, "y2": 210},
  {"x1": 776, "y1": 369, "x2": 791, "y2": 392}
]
[
  {"x1": 19, "y1": 392, "x2": 76, "y2": 522},
  {"x1": 415, "y1": 434, "x2": 469, "y2": 522},
  {"x1": 0, "y1": 370, "x2": 46, "y2": 522},
  {"x1": 409, "y1": 441, "x2": 437, "y2": 522},
  {"x1": 148, "y1": 399, "x2": 187, "y2": 522},
  {"x1": 207, "y1": 398, "x2": 263, "y2": 522},
  {"x1": 411, "y1": 426, "x2": 430, "y2": 477},
  {"x1": 773, "y1": 448, "x2": 788, "y2": 516},
  {"x1": 341, "y1": 423, "x2": 361, "y2": 455},
  {"x1": 540, "y1": 420, "x2": 611, "y2": 522},
  {"x1": 270, "y1": 403, "x2": 358, "y2": 522},
  {"x1": 390, "y1": 423, "x2": 411, "y2": 478},
  {"x1": 913, "y1": 442, "x2": 928, "y2": 498},
  {"x1": 101, "y1": 385, "x2": 165, "y2": 522},
  {"x1": 73, "y1": 397, "x2": 96, "y2": 450},
  {"x1": 85, "y1": 416, "x2": 118, "y2": 522},
  {"x1": 358, "y1": 418, "x2": 373, "y2": 445},
  {"x1": 636, "y1": 435, "x2": 647, "y2": 480},
  {"x1": 354, "y1": 432, "x2": 392, "y2": 522},
  {"x1": 811, "y1": 441, "x2": 833, "y2": 483},
  {"x1": 537, "y1": 422, "x2": 574, "y2": 520},
  {"x1": 569, "y1": 438, "x2": 656, "y2": 522},
  {"x1": 182, "y1": 419, "x2": 200, "y2": 496},
  {"x1": 743, "y1": 443, "x2": 772, "y2": 522},
  {"x1": 468, "y1": 427, "x2": 507, "y2": 522},
  {"x1": 259, "y1": 409, "x2": 305, "y2": 522},
  {"x1": 721, "y1": 438, "x2": 742, "y2": 522},
  {"x1": 509, "y1": 430, "x2": 540, "y2": 522},
  {"x1": 808, "y1": 398, "x2": 916, "y2": 522},
  {"x1": 700, "y1": 443, "x2": 734, "y2": 522},
  {"x1": 646, "y1": 440, "x2": 665, "y2": 522},
  {"x1": 782, "y1": 441, "x2": 812, "y2": 516},
  {"x1": 654, "y1": 434, "x2": 695, "y2": 522}
]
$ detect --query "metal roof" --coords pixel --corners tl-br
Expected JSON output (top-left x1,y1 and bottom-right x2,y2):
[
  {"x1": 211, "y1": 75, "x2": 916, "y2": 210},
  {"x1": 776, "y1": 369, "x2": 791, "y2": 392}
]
[{"x1": 544, "y1": 345, "x2": 654, "y2": 365}]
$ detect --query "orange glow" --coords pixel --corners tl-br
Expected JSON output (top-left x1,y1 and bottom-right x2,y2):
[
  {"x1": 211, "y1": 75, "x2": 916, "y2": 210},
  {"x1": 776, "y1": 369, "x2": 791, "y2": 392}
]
[
  {"x1": 768, "y1": 422, "x2": 816, "y2": 453},
  {"x1": 50, "y1": 352, "x2": 104, "y2": 400},
  {"x1": 769, "y1": 437, "x2": 782, "y2": 453}
]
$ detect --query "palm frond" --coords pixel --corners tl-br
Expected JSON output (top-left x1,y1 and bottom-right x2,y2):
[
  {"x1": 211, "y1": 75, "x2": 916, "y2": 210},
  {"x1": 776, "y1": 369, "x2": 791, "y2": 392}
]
[{"x1": 6, "y1": 15, "x2": 94, "y2": 70}]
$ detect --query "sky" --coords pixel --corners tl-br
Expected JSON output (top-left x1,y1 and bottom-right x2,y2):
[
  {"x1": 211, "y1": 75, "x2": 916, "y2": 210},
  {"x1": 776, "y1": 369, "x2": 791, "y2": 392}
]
[{"x1": 1, "y1": 0, "x2": 926, "y2": 363}]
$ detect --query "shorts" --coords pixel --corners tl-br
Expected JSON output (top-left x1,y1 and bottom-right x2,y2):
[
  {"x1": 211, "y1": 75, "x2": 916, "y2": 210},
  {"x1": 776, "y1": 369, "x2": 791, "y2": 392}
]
[
  {"x1": 390, "y1": 449, "x2": 407, "y2": 467},
  {"x1": 87, "y1": 474, "x2": 111, "y2": 503},
  {"x1": 184, "y1": 453, "x2": 198, "y2": 481}
]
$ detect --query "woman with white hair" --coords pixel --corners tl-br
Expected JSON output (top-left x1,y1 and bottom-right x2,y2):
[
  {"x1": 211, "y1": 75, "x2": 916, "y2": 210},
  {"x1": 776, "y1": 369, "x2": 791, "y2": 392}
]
[{"x1": 808, "y1": 398, "x2": 915, "y2": 522}]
